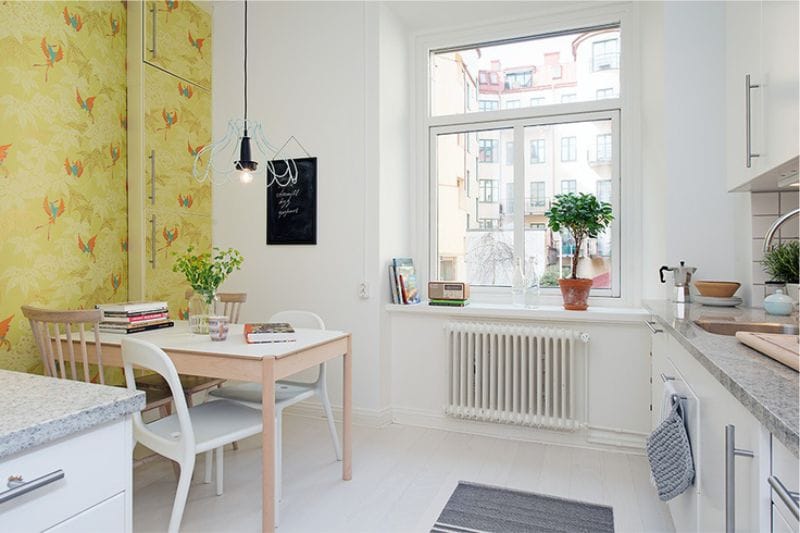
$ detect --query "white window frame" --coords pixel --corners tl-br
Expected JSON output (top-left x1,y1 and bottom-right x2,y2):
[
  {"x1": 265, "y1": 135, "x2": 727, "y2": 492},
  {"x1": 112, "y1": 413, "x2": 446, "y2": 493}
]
[{"x1": 412, "y1": 3, "x2": 642, "y2": 306}]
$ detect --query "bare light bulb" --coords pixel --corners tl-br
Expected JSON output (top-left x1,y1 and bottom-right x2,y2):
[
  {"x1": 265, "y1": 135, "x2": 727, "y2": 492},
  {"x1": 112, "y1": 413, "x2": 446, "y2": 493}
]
[{"x1": 239, "y1": 170, "x2": 254, "y2": 184}]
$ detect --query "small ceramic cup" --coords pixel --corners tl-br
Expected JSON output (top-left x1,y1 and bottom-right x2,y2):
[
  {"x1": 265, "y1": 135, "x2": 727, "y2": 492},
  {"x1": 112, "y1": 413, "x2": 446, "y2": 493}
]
[{"x1": 208, "y1": 315, "x2": 229, "y2": 341}]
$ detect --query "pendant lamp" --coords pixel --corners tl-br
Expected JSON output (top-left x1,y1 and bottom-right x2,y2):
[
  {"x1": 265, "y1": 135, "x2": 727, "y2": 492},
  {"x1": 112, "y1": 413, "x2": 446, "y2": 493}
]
[{"x1": 193, "y1": 0, "x2": 298, "y2": 187}]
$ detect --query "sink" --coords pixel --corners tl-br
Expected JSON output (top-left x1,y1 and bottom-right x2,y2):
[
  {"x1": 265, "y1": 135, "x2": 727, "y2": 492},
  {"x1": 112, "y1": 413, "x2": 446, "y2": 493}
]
[{"x1": 694, "y1": 319, "x2": 800, "y2": 336}]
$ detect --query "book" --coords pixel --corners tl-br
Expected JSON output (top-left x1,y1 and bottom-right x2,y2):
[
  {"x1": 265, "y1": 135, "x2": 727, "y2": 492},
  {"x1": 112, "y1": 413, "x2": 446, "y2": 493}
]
[
  {"x1": 101, "y1": 312, "x2": 169, "y2": 324},
  {"x1": 429, "y1": 299, "x2": 470, "y2": 307},
  {"x1": 392, "y1": 258, "x2": 420, "y2": 304},
  {"x1": 244, "y1": 323, "x2": 297, "y2": 344},
  {"x1": 99, "y1": 321, "x2": 174, "y2": 334},
  {"x1": 100, "y1": 308, "x2": 168, "y2": 318},
  {"x1": 388, "y1": 264, "x2": 401, "y2": 304},
  {"x1": 99, "y1": 318, "x2": 172, "y2": 329},
  {"x1": 97, "y1": 301, "x2": 168, "y2": 313}
]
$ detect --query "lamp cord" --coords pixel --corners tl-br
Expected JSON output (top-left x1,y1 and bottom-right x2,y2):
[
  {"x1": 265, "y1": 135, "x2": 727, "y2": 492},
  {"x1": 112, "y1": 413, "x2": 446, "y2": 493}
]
[{"x1": 243, "y1": 0, "x2": 248, "y2": 135}]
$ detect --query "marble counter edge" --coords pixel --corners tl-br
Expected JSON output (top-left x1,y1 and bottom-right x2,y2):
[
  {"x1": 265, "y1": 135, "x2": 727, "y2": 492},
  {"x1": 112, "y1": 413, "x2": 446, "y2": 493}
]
[
  {"x1": 643, "y1": 302, "x2": 799, "y2": 457},
  {"x1": 0, "y1": 390, "x2": 145, "y2": 460}
]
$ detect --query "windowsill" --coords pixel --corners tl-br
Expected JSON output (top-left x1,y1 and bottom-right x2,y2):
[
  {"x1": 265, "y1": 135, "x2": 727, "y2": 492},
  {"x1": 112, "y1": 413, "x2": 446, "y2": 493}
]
[{"x1": 385, "y1": 301, "x2": 649, "y2": 324}]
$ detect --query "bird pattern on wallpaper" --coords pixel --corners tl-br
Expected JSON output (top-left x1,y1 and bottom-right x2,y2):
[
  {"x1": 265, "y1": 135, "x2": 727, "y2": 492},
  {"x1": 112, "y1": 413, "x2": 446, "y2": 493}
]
[{"x1": 0, "y1": 1, "x2": 128, "y2": 373}]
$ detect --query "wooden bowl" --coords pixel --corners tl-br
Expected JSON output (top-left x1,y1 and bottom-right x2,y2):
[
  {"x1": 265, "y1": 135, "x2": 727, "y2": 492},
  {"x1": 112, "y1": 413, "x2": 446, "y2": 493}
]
[{"x1": 694, "y1": 280, "x2": 741, "y2": 298}]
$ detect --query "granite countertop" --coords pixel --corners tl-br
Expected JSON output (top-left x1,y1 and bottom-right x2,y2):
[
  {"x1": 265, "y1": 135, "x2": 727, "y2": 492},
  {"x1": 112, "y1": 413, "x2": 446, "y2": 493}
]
[
  {"x1": 0, "y1": 369, "x2": 145, "y2": 460},
  {"x1": 643, "y1": 300, "x2": 799, "y2": 456}
]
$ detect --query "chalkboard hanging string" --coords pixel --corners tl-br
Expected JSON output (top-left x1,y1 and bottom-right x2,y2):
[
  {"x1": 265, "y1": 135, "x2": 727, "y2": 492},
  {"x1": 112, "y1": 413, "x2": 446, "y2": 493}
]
[{"x1": 272, "y1": 135, "x2": 312, "y2": 160}]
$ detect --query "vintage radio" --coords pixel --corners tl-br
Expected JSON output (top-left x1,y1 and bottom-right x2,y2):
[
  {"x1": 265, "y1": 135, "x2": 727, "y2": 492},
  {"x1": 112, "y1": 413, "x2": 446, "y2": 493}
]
[{"x1": 428, "y1": 281, "x2": 470, "y2": 301}]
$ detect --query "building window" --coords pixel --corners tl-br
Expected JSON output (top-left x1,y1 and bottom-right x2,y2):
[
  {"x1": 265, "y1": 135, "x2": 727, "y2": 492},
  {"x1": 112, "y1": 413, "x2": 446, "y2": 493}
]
[
  {"x1": 430, "y1": 25, "x2": 621, "y2": 293},
  {"x1": 489, "y1": 72, "x2": 498, "y2": 84},
  {"x1": 560, "y1": 137, "x2": 577, "y2": 162},
  {"x1": 596, "y1": 180, "x2": 612, "y2": 203},
  {"x1": 596, "y1": 88, "x2": 615, "y2": 100},
  {"x1": 550, "y1": 64, "x2": 563, "y2": 79},
  {"x1": 593, "y1": 38, "x2": 619, "y2": 71},
  {"x1": 479, "y1": 179, "x2": 498, "y2": 202},
  {"x1": 529, "y1": 139, "x2": 545, "y2": 164},
  {"x1": 479, "y1": 100, "x2": 498, "y2": 112},
  {"x1": 505, "y1": 100, "x2": 521, "y2": 109},
  {"x1": 561, "y1": 179, "x2": 577, "y2": 194},
  {"x1": 504, "y1": 71, "x2": 532, "y2": 89},
  {"x1": 596, "y1": 134, "x2": 612, "y2": 162},
  {"x1": 529, "y1": 181, "x2": 546, "y2": 207},
  {"x1": 479, "y1": 139, "x2": 498, "y2": 162},
  {"x1": 479, "y1": 72, "x2": 488, "y2": 84}
]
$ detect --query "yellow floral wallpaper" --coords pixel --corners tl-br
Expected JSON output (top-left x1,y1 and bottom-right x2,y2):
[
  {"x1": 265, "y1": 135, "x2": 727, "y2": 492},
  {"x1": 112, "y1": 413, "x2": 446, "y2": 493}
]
[{"x1": 0, "y1": 1, "x2": 128, "y2": 373}]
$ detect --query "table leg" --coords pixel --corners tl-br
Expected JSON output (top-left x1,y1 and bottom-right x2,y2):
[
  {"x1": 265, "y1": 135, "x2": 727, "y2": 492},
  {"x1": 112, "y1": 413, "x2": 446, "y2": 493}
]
[
  {"x1": 343, "y1": 335, "x2": 352, "y2": 481},
  {"x1": 262, "y1": 358, "x2": 276, "y2": 533}
]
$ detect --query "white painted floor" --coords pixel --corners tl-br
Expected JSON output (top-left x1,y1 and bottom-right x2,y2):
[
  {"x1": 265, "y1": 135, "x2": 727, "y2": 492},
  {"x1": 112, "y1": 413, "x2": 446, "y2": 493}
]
[{"x1": 133, "y1": 415, "x2": 675, "y2": 533}]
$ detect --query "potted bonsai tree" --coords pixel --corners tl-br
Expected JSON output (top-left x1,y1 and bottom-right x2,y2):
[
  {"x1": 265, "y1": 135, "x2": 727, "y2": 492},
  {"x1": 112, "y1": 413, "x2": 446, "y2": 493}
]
[
  {"x1": 762, "y1": 240, "x2": 799, "y2": 303},
  {"x1": 545, "y1": 192, "x2": 614, "y2": 310}
]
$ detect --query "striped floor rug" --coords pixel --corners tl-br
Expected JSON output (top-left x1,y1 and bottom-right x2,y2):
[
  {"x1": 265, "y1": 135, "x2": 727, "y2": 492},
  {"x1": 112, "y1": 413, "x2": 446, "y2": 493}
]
[{"x1": 432, "y1": 481, "x2": 615, "y2": 533}]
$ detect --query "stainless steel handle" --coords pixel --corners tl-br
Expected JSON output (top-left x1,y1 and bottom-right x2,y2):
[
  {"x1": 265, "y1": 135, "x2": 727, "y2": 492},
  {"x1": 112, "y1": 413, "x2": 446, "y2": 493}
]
[
  {"x1": 149, "y1": 4, "x2": 157, "y2": 57},
  {"x1": 644, "y1": 320, "x2": 664, "y2": 334},
  {"x1": 149, "y1": 214, "x2": 157, "y2": 269},
  {"x1": 659, "y1": 373, "x2": 675, "y2": 383},
  {"x1": 725, "y1": 425, "x2": 755, "y2": 532},
  {"x1": 768, "y1": 475, "x2": 800, "y2": 520},
  {"x1": 148, "y1": 149, "x2": 156, "y2": 205},
  {"x1": 0, "y1": 470, "x2": 64, "y2": 504},
  {"x1": 745, "y1": 74, "x2": 760, "y2": 168}
]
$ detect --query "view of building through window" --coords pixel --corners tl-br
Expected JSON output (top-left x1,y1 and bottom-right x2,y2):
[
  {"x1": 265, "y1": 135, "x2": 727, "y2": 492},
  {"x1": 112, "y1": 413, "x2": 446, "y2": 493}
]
[{"x1": 432, "y1": 26, "x2": 620, "y2": 291}]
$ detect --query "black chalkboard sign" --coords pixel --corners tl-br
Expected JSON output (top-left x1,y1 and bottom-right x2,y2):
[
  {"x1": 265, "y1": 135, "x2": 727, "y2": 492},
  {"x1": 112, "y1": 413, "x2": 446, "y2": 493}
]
[{"x1": 266, "y1": 157, "x2": 317, "y2": 245}]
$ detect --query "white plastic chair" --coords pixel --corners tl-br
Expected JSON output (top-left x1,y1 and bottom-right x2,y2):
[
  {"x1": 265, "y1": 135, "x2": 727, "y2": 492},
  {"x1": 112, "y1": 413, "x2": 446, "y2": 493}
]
[
  {"x1": 121, "y1": 337, "x2": 263, "y2": 533},
  {"x1": 209, "y1": 310, "x2": 342, "y2": 526}
]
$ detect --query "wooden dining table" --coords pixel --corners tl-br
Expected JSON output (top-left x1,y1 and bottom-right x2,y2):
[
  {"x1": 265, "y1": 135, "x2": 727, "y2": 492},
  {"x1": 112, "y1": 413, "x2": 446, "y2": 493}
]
[{"x1": 62, "y1": 321, "x2": 352, "y2": 533}]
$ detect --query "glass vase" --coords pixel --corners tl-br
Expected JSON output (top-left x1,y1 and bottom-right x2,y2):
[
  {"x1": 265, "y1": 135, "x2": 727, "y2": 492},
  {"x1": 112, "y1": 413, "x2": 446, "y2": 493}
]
[{"x1": 188, "y1": 291, "x2": 216, "y2": 334}]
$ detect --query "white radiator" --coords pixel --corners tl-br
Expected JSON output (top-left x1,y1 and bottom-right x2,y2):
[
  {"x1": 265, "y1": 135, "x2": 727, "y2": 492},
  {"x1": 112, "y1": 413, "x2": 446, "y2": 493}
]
[{"x1": 445, "y1": 321, "x2": 589, "y2": 431}]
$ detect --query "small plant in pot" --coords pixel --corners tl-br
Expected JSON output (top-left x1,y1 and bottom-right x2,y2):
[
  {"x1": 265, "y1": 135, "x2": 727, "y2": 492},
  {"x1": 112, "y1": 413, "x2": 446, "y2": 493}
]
[
  {"x1": 544, "y1": 192, "x2": 614, "y2": 310},
  {"x1": 761, "y1": 240, "x2": 799, "y2": 302}
]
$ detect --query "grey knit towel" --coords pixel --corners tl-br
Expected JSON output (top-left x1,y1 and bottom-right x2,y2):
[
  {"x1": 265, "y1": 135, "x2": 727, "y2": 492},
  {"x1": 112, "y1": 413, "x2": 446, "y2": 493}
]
[{"x1": 646, "y1": 399, "x2": 695, "y2": 501}]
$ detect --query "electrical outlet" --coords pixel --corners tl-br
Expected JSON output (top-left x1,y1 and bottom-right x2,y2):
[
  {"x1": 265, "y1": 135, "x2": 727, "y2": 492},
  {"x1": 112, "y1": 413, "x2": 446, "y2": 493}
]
[{"x1": 359, "y1": 282, "x2": 369, "y2": 299}]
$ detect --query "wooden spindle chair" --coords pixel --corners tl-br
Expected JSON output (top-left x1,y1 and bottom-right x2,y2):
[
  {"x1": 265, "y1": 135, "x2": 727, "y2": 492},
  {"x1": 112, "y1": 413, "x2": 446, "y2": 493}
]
[{"x1": 216, "y1": 292, "x2": 247, "y2": 324}]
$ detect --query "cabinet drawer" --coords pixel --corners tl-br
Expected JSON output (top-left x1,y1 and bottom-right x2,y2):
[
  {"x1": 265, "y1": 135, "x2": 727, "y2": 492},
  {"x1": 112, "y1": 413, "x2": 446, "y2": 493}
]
[
  {"x1": 45, "y1": 493, "x2": 126, "y2": 533},
  {"x1": 0, "y1": 419, "x2": 130, "y2": 532}
]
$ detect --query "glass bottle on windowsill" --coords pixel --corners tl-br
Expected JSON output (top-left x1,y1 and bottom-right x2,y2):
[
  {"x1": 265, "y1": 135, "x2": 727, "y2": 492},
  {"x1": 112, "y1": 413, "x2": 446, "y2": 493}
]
[
  {"x1": 511, "y1": 257, "x2": 526, "y2": 307},
  {"x1": 525, "y1": 257, "x2": 540, "y2": 308}
]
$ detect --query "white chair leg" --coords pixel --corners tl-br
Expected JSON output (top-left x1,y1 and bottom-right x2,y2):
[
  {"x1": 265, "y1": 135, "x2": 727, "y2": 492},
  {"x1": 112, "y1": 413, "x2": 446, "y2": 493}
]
[
  {"x1": 319, "y1": 384, "x2": 342, "y2": 461},
  {"x1": 275, "y1": 410, "x2": 282, "y2": 529},
  {"x1": 215, "y1": 447, "x2": 224, "y2": 496},
  {"x1": 168, "y1": 455, "x2": 195, "y2": 533},
  {"x1": 203, "y1": 450, "x2": 212, "y2": 484}
]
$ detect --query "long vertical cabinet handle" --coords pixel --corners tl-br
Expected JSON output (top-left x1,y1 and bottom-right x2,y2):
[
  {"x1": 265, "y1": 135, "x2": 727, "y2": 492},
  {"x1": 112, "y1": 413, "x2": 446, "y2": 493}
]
[
  {"x1": 149, "y1": 214, "x2": 157, "y2": 269},
  {"x1": 725, "y1": 425, "x2": 755, "y2": 533},
  {"x1": 148, "y1": 150, "x2": 156, "y2": 205},
  {"x1": 745, "y1": 74, "x2": 760, "y2": 168},
  {"x1": 149, "y1": 3, "x2": 157, "y2": 57}
]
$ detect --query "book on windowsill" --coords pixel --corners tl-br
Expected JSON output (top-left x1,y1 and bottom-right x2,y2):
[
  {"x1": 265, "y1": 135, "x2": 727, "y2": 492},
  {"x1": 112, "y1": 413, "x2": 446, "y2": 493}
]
[
  {"x1": 390, "y1": 258, "x2": 420, "y2": 305},
  {"x1": 96, "y1": 301, "x2": 168, "y2": 314},
  {"x1": 243, "y1": 323, "x2": 297, "y2": 344},
  {"x1": 99, "y1": 320, "x2": 174, "y2": 334},
  {"x1": 428, "y1": 299, "x2": 470, "y2": 307}
]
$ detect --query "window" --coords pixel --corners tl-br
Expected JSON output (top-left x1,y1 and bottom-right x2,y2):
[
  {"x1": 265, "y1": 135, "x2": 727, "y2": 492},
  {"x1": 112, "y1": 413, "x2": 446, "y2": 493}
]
[
  {"x1": 505, "y1": 71, "x2": 532, "y2": 89},
  {"x1": 529, "y1": 181, "x2": 546, "y2": 207},
  {"x1": 550, "y1": 64, "x2": 563, "y2": 79},
  {"x1": 561, "y1": 179, "x2": 577, "y2": 194},
  {"x1": 560, "y1": 136, "x2": 577, "y2": 162},
  {"x1": 479, "y1": 72, "x2": 487, "y2": 84},
  {"x1": 505, "y1": 141, "x2": 514, "y2": 165},
  {"x1": 431, "y1": 26, "x2": 621, "y2": 294},
  {"x1": 479, "y1": 139, "x2": 498, "y2": 162},
  {"x1": 596, "y1": 88, "x2": 615, "y2": 100},
  {"x1": 593, "y1": 38, "x2": 619, "y2": 71},
  {"x1": 596, "y1": 134, "x2": 612, "y2": 162},
  {"x1": 596, "y1": 180, "x2": 612, "y2": 203},
  {"x1": 479, "y1": 100, "x2": 498, "y2": 112},
  {"x1": 489, "y1": 72, "x2": 498, "y2": 84},
  {"x1": 529, "y1": 139, "x2": 545, "y2": 164},
  {"x1": 479, "y1": 179, "x2": 498, "y2": 202}
]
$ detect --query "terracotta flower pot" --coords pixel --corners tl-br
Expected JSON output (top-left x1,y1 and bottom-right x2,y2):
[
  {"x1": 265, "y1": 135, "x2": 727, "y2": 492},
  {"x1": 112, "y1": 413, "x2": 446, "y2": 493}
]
[{"x1": 558, "y1": 278, "x2": 593, "y2": 310}]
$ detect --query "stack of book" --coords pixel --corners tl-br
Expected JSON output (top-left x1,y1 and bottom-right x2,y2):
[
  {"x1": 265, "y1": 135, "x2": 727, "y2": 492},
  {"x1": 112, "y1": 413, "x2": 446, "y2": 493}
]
[
  {"x1": 389, "y1": 258, "x2": 421, "y2": 305},
  {"x1": 429, "y1": 298, "x2": 470, "y2": 307},
  {"x1": 97, "y1": 301, "x2": 174, "y2": 334},
  {"x1": 243, "y1": 323, "x2": 296, "y2": 344}
]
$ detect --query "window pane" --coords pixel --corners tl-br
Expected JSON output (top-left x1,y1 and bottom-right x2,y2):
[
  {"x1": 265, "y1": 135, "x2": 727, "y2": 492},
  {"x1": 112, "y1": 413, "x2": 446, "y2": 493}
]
[
  {"x1": 437, "y1": 128, "x2": 514, "y2": 286},
  {"x1": 523, "y1": 120, "x2": 614, "y2": 290},
  {"x1": 430, "y1": 26, "x2": 621, "y2": 116}
]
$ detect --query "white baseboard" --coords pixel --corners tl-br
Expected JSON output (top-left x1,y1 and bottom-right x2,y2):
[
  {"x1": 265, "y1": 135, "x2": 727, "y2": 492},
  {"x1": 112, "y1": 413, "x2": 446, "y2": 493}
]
[
  {"x1": 284, "y1": 401, "x2": 393, "y2": 428},
  {"x1": 586, "y1": 425, "x2": 649, "y2": 449}
]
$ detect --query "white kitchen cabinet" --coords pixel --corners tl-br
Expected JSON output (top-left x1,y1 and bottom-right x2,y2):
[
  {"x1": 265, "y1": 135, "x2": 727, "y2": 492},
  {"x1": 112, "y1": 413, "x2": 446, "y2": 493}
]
[
  {"x1": 725, "y1": 1, "x2": 799, "y2": 191},
  {"x1": 0, "y1": 419, "x2": 133, "y2": 533},
  {"x1": 770, "y1": 436, "x2": 800, "y2": 533}
]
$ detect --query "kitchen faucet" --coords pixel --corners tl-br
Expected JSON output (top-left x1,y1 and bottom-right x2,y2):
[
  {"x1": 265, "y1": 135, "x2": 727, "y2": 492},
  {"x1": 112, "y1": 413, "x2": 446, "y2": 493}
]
[{"x1": 763, "y1": 207, "x2": 799, "y2": 252}]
